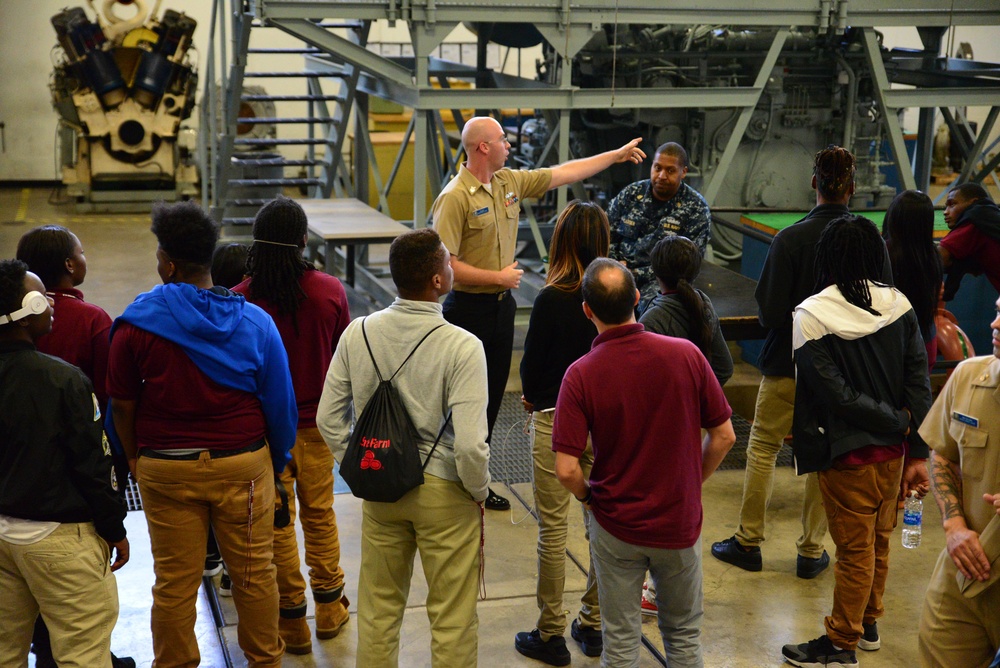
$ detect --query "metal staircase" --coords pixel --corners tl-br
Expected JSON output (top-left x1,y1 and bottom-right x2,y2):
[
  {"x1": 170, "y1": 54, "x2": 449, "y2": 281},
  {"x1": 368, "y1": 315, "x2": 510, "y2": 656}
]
[{"x1": 200, "y1": 4, "x2": 368, "y2": 233}]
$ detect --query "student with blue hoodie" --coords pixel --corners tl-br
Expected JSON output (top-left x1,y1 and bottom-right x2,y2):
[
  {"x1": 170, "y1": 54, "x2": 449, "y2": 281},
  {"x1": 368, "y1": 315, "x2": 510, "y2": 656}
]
[{"x1": 107, "y1": 201, "x2": 297, "y2": 667}]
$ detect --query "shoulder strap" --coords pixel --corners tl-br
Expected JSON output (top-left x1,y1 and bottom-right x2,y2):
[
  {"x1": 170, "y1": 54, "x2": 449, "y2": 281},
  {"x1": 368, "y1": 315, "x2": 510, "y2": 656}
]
[
  {"x1": 422, "y1": 411, "x2": 453, "y2": 470},
  {"x1": 360, "y1": 318, "x2": 384, "y2": 382},
  {"x1": 387, "y1": 324, "x2": 446, "y2": 382}
]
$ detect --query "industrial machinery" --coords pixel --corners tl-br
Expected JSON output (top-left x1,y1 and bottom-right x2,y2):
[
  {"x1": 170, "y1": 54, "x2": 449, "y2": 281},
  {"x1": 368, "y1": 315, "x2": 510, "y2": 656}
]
[{"x1": 50, "y1": 1, "x2": 198, "y2": 210}]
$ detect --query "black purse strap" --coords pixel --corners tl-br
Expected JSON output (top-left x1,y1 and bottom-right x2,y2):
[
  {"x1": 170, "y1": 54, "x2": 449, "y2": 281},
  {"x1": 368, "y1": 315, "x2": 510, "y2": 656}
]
[
  {"x1": 422, "y1": 411, "x2": 453, "y2": 470},
  {"x1": 360, "y1": 319, "x2": 445, "y2": 383}
]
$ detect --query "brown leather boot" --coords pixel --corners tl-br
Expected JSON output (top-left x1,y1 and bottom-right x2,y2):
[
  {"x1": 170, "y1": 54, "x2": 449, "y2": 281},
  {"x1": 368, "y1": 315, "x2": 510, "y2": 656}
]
[
  {"x1": 279, "y1": 609, "x2": 312, "y2": 655},
  {"x1": 315, "y1": 595, "x2": 350, "y2": 640}
]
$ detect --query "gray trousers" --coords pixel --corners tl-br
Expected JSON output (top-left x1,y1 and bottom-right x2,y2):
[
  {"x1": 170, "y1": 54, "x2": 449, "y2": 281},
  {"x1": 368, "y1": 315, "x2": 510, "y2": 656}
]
[{"x1": 590, "y1": 520, "x2": 703, "y2": 668}]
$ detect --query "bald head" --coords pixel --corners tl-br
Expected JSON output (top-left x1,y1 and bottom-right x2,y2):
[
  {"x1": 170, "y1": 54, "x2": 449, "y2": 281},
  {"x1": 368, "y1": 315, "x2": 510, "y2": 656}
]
[
  {"x1": 582, "y1": 258, "x2": 637, "y2": 325},
  {"x1": 461, "y1": 117, "x2": 502, "y2": 154}
]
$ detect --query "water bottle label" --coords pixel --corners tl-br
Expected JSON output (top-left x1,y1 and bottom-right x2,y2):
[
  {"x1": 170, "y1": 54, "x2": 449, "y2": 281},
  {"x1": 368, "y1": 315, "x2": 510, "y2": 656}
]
[{"x1": 903, "y1": 510, "x2": 921, "y2": 526}]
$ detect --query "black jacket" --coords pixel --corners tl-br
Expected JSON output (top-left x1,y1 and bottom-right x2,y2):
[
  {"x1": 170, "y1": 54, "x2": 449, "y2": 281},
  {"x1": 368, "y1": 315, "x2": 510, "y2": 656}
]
[
  {"x1": 755, "y1": 204, "x2": 893, "y2": 377},
  {"x1": 0, "y1": 340, "x2": 126, "y2": 542},
  {"x1": 791, "y1": 284, "x2": 932, "y2": 474}
]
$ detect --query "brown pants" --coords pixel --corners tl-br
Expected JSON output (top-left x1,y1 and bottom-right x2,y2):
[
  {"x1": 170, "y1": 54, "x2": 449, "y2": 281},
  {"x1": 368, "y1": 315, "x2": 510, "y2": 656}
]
[
  {"x1": 818, "y1": 456, "x2": 903, "y2": 651},
  {"x1": 273, "y1": 426, "x2": 344, "y2": 610},
  {"x1": 138, "y1": 446, "x2": 283, "y2": 667}
]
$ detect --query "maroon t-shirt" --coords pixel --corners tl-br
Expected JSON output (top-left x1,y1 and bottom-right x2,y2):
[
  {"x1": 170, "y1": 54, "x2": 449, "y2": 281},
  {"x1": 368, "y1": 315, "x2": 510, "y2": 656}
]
[
  {"x1": 106, "y1": 322, "x2": 267, "y2": 450},
  {"x1": 233, "y1": 270, "x2": 350, "y2": 428},
  {"x1": 36, "y1": 288, "x2": 112, "y2": 406},
  {"x1": 553, "y1": 324, "x2": 732, "y2": 550},
  {"x1": 940, "y1": 223, "x2": 1000, "y2": 292}
]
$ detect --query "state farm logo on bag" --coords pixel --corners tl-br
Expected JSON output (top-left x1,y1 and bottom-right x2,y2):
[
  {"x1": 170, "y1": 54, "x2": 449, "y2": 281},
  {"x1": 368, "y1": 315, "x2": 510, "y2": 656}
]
[{"x1": 340, "y1": 320, "x2": 451, "y2": 503}]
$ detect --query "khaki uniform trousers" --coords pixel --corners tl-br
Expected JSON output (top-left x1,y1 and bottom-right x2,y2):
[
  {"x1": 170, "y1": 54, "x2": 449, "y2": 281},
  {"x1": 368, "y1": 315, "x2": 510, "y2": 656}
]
[
  {"x1": 0, "y1": 522, "x2": 118, "y2": 668},
  {"x1": 356, "y1": 474, "x2": 482, "y2": 667},
  {"x1": 273, "y1": 426, "x2": 345, "y2": 610},
  {"x1": 138, "y1": 445, "x2": 282, "y2": 667},
  {"x1": 735, "y1": 375, "x2": 828, "y2": 557},
  {"x1": 530, "y1": 409, "x2": 600, "y2": 640}
]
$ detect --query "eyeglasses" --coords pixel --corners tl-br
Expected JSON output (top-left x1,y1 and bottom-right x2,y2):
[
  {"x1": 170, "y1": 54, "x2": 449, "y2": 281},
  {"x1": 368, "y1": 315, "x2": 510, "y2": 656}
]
[{"x1": 487, "y1": 135, "x2": 510, "y2": 145}]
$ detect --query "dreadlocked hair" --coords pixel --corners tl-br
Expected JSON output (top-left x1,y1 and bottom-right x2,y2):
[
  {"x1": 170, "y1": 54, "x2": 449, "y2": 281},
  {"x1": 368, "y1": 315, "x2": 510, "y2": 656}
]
[
  {"x1": 815, "y1": 214, "x2": 885, "y2": 316},
  {"x1": 882, "y1": 190, "x2": 941, "y2": 340},
  {"x1": 813, "y1": 145, "x2": 856, "y2": 201},
  {"x1": 245, "y1": 196, "x2": 312, "y2": 321},
  {"x1": 649, "y1": 236, "x2": 712, "y2": 355}
]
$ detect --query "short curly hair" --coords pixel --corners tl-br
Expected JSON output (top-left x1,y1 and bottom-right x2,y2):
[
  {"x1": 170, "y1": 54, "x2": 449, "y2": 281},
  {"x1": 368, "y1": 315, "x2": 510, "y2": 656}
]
[
  {"x1": 389, "y1": 229, "x2": 446, "y2": 294},
  {"x1": 0, "y1": 259, "x2": 29, "y2": 327},
  {"x1": 150, "y1": 200, "x2": 219, "y2": 266}
]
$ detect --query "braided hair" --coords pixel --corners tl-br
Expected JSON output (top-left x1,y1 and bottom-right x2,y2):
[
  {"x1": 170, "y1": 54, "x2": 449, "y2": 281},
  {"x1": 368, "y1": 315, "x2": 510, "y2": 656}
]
[
  {"x1": 813, "y1": 145, "x2": 856, "y2": 201},
  {"x1": 649, "y1": 236, "x2": 713, "y2": 355},
  {"x1": 245, "y1": 196, "x2": 312, "y2": 322},
  {"x1": 815, "y1": 214, "x2": 886, "y2": 316}
]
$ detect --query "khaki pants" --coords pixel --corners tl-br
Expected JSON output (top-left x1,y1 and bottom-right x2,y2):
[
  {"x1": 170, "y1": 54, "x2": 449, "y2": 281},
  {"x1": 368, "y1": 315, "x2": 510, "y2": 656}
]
[
  {"x1": 818, "y1": 457, "x2": 903, "y2": 650},
  {"x1": 735, "y1": 375, "x2": 827, "y2": 558},
  {"x1": 138, "y1": 446, "x2": 283, "y2": 667},
  {"x1": 530, "y1": 410, "x2": 600, "y2": 640},
  {"x1": 920, "y1": 548, "x2": 1000, "y2": 668},
  {"x1": 356, "y1": 474, "x2": 481, "y2": 668},
  {"x1": 0, "y1": 522, "x2": 118, "y2": 668},
  {"x1": 273, "y1": 426, "x2": 344, "y2": 610}
]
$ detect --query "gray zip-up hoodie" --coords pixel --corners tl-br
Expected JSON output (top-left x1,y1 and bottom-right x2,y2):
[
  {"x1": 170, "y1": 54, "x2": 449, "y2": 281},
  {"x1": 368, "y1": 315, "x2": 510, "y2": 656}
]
[{"x1": 317, "y1": 298, "x2": 491, "y2": 501}]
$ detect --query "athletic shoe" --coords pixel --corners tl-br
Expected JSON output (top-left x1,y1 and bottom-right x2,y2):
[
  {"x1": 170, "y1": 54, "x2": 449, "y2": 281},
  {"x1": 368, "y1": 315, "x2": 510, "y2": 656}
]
[
  {"x1": 857, "y1": 622, "x2": 880, "y2": 651},
  {"x1": 514, "y1": 629, "x2": 571, "y2": 666},
  {"x1": 782, "y1": 635, "x2": 859, "y2": 668},
  {"x1": 710, "y1": 536, "x2": 763, "y2": 571},
  {"x1": 641, "y1": 581, "x2": 658, "y2": 616},
  {"x1": 796, "y1": 551, "x2": 830, "y2": 579},
  {"x1": 203, "y1": 553, "x2": 223, "y2": 578},
  {"x1": 219, "y1": 570, "x2": 233, "y2": 597},
  {"x1": 570, "y1": 619, "x2": 602, "y2": 657}
]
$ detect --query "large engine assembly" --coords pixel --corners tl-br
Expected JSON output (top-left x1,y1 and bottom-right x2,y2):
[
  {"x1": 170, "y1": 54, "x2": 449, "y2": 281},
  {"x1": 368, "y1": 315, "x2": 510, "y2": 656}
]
[
  {"x1": 50, "y1": 1, "x2": 198, "y2": 209},
  {"x1": 518, "y1": 25, "x2": 905, "y2": 212}
]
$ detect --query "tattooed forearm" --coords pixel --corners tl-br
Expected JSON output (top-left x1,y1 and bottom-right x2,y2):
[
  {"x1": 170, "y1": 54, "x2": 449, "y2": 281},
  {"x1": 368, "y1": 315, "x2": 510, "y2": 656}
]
[{"x1": 930, "y1": 451, "x2": 965, "y2": 522}]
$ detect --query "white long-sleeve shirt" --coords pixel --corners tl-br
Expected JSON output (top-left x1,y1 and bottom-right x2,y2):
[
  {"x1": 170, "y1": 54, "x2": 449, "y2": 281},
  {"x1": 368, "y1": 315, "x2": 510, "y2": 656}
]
[{"x1": 317, "y1": 298, "x2": 491, "y2": 501}]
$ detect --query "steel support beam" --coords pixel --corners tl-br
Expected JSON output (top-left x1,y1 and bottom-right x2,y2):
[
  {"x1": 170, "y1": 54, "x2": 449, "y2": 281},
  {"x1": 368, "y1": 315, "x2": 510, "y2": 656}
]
[
  {"x1": 703, "y1": 28, "x2": 789, "y2": 206},
  {"x1": 862, "y1": 28, "x2": 918, "y2": 192},
  {"x1": 883, "y1": 88, "x2": 1000, "y2": 108}
]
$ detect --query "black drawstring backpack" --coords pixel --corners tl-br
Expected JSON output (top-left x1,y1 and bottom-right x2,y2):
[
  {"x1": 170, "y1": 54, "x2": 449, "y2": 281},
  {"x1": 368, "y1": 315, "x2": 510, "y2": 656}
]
[{"x1": 340, "y1": 319, "x2": 452, "y2": 502}]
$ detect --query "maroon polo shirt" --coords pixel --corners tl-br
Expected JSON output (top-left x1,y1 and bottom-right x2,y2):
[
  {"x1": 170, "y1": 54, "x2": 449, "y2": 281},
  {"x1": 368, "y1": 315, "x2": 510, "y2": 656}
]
[
  {"x1": 106, "y1": 323, "x2": 266, "y2": 450},
  {"x1": 233, "y1": 270, "x2": 350, "y2": 428},
  {"x1": 36, "y1": 288, "x2": 112, "y2": 406},
  {"x1": 553, "y1": 323, "x2": 732, "y2": 549}
]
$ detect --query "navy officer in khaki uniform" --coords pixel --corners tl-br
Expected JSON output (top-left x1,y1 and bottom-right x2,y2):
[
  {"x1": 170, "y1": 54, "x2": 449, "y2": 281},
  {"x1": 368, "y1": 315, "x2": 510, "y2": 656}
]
[{"x1": 432, "y1": 116, "x2": 643, "y2": 510}]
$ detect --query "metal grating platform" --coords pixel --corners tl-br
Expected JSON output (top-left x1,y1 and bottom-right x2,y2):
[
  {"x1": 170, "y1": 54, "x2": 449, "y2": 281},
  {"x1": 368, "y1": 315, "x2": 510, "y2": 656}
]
[
  {"x1": 124, "y1": 479, "x2": 143, "y2": 511},
  {"x1": 488, "y1": 394, "x2": 793, "y2": 487}
]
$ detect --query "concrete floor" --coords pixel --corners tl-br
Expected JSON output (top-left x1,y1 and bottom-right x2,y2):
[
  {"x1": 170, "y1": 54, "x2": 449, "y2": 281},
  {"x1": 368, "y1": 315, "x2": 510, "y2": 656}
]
[{"x1": 2, "y1": 186, "x2": 947, "y2": 667}]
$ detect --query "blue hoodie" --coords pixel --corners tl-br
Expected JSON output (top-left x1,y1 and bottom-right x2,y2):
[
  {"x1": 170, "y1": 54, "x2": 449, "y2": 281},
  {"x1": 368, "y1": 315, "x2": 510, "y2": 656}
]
[{"x1": 109, "y1": 283, "x2": 296, "y2": 472}]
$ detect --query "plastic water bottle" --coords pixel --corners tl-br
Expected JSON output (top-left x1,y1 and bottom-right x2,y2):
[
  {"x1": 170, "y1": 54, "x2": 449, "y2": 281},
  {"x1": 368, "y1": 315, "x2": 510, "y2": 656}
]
[{"x1": 902, "y1": 491, "x2": 922, "y2": 549}]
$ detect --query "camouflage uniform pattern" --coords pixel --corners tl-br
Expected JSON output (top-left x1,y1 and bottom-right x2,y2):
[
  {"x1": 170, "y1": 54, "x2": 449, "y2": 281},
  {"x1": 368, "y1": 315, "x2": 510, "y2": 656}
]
[{"x1": 608, "y1": 180, "x2": 711, "y2": 305}]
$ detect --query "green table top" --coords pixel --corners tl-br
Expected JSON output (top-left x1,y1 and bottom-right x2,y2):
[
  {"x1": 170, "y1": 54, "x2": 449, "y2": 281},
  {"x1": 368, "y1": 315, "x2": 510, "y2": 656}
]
[{"x1": 741, "y1": 210, "x2": 949, "y2": 239}]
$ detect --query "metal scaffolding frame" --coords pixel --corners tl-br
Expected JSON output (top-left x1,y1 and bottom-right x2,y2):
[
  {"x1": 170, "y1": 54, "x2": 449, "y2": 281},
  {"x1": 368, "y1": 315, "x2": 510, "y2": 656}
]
[{"x1": 202, "y1": 0, "x2": 1000, "y2": 227}]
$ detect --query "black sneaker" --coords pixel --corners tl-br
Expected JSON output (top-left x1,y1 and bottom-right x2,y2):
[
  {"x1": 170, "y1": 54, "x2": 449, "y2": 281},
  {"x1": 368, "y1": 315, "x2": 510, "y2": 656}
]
[
  {"x1": 219, "y1": 570, "x2": 233, "y2": 597},
  {"x1": 514, "y1": 629, "x2": 571, "y2": 666},
  {"x1": 571, "y1": 619, "x2": 602, "y2": 657},
  {"x1": 112, "y1": 654, "x2": 137, "y2": 668},
  {"x1": 204, "y1": 553, "x2": 223, "y2": 578},
  {"x1": 485, "y1": 488, "x2": 511, "y2": 511},
  {"x1": 858, "y1": 622, "x2": 880, "y2": 651},
  {"x1": 710, "y1": 536, "x2": 762, "y2": 572},
  {"x1": 796, "y1": 551, "x2": 830, "y2": 579},
  {"x1": 782, "y1": 635, "x2": 858, "y2": 668}
]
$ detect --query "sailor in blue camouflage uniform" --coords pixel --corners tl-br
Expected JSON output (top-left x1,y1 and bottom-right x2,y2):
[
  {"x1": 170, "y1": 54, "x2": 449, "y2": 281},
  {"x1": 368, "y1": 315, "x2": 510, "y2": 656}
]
[{"x1": 608, "y1": 142, "x2": 711, "y2": 307}]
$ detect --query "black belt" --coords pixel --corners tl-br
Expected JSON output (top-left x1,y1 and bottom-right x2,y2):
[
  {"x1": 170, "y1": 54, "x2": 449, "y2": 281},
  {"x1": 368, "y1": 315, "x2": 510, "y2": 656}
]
[
  {"x1": 452, "y1": 289, "x2": 510, "y2": 302},
  {"x1": 139, "y1": 439, "x2": 266, "y2": 461}
]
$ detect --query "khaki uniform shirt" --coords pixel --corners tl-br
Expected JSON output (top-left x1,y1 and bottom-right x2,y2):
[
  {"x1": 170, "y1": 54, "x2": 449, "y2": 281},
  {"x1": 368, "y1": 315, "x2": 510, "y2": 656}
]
[
  {"x1": 919, "y1": 355, "x2": 1000, "y2": 534},
  {"x1": 432, "y1": 164, "x2": 552, "y2": 294}
]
